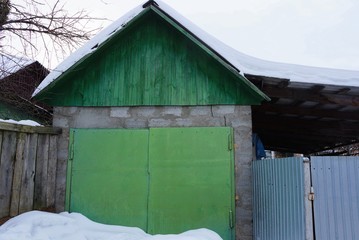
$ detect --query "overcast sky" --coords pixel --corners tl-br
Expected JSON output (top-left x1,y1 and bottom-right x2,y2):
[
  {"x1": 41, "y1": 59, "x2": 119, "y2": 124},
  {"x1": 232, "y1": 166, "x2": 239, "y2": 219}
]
[{"x1": 58, "y1": 0, "x2": 359, "y2": 71}]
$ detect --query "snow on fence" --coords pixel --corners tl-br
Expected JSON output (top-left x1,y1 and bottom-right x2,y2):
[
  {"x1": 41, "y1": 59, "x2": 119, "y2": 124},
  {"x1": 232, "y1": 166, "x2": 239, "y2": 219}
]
[{"x1": 0, "y1": 122, "x2": 61, "y2": 219}]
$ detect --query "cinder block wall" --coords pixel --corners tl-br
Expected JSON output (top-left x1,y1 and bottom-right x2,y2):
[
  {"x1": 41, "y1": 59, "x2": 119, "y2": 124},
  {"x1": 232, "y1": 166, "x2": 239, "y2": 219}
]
[{"x1": 53, "y1": 105, "x2": 253, "y2": 240}]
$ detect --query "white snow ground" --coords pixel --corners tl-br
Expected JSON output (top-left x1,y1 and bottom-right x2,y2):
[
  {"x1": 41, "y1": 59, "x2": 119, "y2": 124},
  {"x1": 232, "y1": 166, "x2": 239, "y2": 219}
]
[{"x1": 0, "y1": 211, "x2": 223, "y2": 240}]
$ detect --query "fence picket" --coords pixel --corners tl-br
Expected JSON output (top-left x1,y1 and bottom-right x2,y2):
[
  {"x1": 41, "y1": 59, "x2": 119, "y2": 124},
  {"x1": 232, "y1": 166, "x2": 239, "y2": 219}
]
[
  {"x1": 19, "y1": 133, "x2": 38, "y2": 213},
  {"x1": 0, "y1": 122, "x2": 60, "y2": 219},
  {"x1": 47, "y1": 136, "x2": 58, "y2": 207},
  {"x1": 0, "y1": 132, "x2": 17, "y2": 218},
  {"x1": 10, "y1": 132, "x2": 26, "y2": 216}
]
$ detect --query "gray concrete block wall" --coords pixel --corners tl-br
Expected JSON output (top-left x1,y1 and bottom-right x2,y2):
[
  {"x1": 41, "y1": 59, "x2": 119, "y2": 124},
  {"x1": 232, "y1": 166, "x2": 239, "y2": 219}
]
[{"x1": 53, "y1": 105, "x2": 253, "y2": 240}]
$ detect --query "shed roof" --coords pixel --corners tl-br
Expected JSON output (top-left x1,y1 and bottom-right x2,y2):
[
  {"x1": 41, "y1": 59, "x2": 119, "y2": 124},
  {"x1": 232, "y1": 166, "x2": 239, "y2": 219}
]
[
  {"x1": 32, "y1": 0, "x2": 267, "y2": 102},
  {"x1": 0, "y1": 54, "x2": 35, "y2": 80},
  {"x1": 250, "y1": 76, "x2": 359, "y2": 154},
  {"x1": 32, "y1": 0, "x2": 359, "y2": 98}
]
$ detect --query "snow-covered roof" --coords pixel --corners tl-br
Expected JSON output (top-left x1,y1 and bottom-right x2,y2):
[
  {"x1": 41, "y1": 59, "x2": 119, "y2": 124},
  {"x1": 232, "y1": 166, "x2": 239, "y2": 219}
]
[
  {"x1": 0, "y1": 54, "x2": 35, "y2": 80},
  {"x1": 32, "y1": 0, "x2": 359, "y2": 97}
]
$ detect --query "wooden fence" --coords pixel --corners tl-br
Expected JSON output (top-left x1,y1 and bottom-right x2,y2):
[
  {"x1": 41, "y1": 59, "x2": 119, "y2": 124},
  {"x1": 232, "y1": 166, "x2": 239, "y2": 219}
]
[{"x1": 0, "y1": 122, "x2": 61, "y2": 218}]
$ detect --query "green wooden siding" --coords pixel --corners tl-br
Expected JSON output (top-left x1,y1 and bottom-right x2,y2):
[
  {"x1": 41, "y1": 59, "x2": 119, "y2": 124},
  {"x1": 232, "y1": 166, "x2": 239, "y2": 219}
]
[
  {"x1": 66, "y1": 127, "x2": 235, "y2": 240},
  {"x1": 37, "y1": 10, "x2": 265, "y2": 106}
]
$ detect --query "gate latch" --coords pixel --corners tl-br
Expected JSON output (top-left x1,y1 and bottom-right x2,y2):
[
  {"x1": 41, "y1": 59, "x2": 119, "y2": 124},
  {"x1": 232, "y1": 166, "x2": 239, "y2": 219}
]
[{"x1": 308, "y1": 186, "x2": 315, "y2": 201}]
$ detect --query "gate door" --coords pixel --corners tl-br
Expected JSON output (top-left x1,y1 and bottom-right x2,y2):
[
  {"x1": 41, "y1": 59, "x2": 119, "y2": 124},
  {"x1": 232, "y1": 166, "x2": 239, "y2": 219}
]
[
  {"x1": 148, "y1": 128, "x2": 235, "y2": 240},
  {"x1": 311, "y1": 156, "x2": 359, "y2": 240},
  {"x1": 66, "y1": 127, "x2": 234, "y2": 240},
  {"x1": 66, "y1": 129, "x2": 149, "y2": 229}
]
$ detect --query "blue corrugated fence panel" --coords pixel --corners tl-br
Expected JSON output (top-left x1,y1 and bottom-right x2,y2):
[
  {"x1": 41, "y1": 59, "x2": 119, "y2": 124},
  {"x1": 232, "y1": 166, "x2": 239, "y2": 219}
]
[
  {"x1": 311, "y1": 156, "x2": 359, "y2": 240},
  {"x1": 253, "y1": 157, "x2": 306, "y2": 240}
]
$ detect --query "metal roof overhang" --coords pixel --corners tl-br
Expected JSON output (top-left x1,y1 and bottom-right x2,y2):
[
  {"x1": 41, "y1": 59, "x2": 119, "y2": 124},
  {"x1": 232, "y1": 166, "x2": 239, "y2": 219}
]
[{"x1": 248, "y1": 74, "x2": 359, "y2": 154}]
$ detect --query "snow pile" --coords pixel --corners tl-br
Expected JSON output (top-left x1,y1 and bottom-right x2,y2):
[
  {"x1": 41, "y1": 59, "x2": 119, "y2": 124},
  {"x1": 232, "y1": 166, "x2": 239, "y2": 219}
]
[
  {"x1": 0, "y1": 211, "x2": 223, "y2": 240},
  {"x1": 0, "y1": 119, "x2": 42, "y2": 126}
]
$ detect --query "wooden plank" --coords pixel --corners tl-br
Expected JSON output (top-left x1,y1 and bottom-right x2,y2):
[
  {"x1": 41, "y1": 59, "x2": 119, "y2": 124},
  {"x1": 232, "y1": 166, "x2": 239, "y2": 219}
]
[
  {"x1": 18, "y1": 133, "x2": 38, "y2": 214},
  {"x1": 0, "y1": 132, "x2": 17, "y2": 218},
  {"x1": 0, "y1": 131, "x2": 2, "y2": 158},
  {"x1": 46, "y1": 135, "x2": 58, "y2": 207},
  {"x1": 33, "y1": 135, "x2": 49, "y2": 209},
  {"x1": 9, "y1": 133, "x2": 26, "y2": 217},
  {"x1": 0, "y1": 122, "x2": 61, "y2": 135}
]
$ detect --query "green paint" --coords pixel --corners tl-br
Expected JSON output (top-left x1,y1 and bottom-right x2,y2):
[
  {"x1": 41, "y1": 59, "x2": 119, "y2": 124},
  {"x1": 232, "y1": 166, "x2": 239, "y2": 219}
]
[
  {"x1": 148, "y1": 127, "x2": 235, "y2": 240},
  {"x1": 67, "y1": 129, "x2": 149, "y2": 229},
  {"x1": 66, "y1": 127, "x2": 234, "y2": 240},
  {"x1": 36, "y1": 9, "x2": 267, "y2": 106}
]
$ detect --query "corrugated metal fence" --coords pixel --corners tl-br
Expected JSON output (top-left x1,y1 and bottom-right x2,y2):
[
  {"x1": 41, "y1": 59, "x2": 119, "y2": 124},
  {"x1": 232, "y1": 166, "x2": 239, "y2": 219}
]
[
  {"x1": 253, "y1": 156, "x2": 359, "y2": 240},
  {"x1": 0, "y1": 122, "x2": 61, "y2": 219},
  {"x1": 253, "y1": 157, "x2": 306, "y2": 240},
  {"x1": 311, "y1": 156, "x2": 359, "y2": 240}
]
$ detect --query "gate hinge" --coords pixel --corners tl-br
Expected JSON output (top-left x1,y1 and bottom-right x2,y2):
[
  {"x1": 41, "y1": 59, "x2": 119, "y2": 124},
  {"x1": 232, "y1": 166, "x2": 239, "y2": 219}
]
[
  {"x1": 308, "y1": 186, "x2": 314, "y2": 201},
  {"x1": 228, "y1": 134, "x2": 233, "y2": 151},
  {"x1": 229, "y1": 210, "x2": 234, "y2": 229},
  {"x1": 69, "y1": 131, "x2": 75, "y2": 161}
]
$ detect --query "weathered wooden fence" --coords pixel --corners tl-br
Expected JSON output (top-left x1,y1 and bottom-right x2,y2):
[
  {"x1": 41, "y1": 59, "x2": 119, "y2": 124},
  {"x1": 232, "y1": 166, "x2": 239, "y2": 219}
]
[{"x1": 0, "y1": 122, "x2": 61, "y2": 218}]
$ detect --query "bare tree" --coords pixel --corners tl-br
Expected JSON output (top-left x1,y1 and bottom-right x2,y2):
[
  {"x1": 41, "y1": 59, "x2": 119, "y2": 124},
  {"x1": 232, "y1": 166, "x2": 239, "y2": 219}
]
[
  {"x1": 0, "y1": 0, "x2": 101, "y2": 67},
  {"x1": 0, "y1": 0, "x2": 103, "y2": 124}
]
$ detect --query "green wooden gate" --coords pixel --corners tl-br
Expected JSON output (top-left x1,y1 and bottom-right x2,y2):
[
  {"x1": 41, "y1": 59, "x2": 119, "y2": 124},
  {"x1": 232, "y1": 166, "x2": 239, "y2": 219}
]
[{"x1": 66, "y1": 127, "x2": 234, "y2": 240}]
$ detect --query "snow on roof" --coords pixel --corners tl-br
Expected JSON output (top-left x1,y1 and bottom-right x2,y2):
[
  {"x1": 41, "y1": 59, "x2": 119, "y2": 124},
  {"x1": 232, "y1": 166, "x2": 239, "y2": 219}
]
[
  {"x1": 0, "y1": 211, "x2": 222, "y2": 240},
  {"x1": 0, "y1": 54, "x2": 35, "y2": 80},
  {"x1": 32, "y1": 0, "x2": 359, "y2": 97}
]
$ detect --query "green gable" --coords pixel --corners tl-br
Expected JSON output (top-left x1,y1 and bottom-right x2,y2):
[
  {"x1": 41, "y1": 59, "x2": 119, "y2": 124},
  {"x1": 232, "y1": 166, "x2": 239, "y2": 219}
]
[{"x1": 36, "y1": 8, "x2": 267, "y2": 106}]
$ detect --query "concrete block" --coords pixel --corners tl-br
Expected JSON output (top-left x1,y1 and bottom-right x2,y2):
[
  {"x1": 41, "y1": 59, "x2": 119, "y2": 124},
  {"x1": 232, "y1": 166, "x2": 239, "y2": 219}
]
[
  {"x1": 53, "y1": 115, "x2": 69, "y2": 128},
  {"x1": 189, "y1": 106, "x2": 212, "y2": 116},
  {"x1": 110, "y1": 107, "x2": 130, "y2": 118},
  {"x1": 149, "y1": 118, "x2": 172, "y2": 127},
  {"x1": 72, "y1": 108, "x2": 116, "y2": 128},
  {"x1": 160, "y1": 107, "x2": 183, "y2": 117},
  {"x1": 212, "y1": 105, "x2": 235, "y2": 116},
  {"x1": 236, "y1": 208, "x2": 253, "y2": 220},
  {"x1": 227, "y1": 117, "x2": 251, "y2": 128},
  {"x1": 174, "y1": 118, "x2": 193, "y2": 127},
  {"x1": 235, "y1": 152, "x2": 253, "y2": 165},
  {"x1": 131, "y1": 107, "x2": 156, "y2": 117},
  {"x1": 236, "y1": 185, "x2": 253, "y2": 209},
  {"x1": 236, "y1": 221, "x2": 253, "y2": 240},
  {"x1": 207, "y1": 117, "x2": 225, "y2": 126},
  {"x1": 236, "y1": 164, "x2": 252, "y2": 185},
  {"x1": 54, "y1": 107, "x2": 78, "y2": 116},
  {"x1": 124, "y1": 118, "x2": 148, "y2": 128}
]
